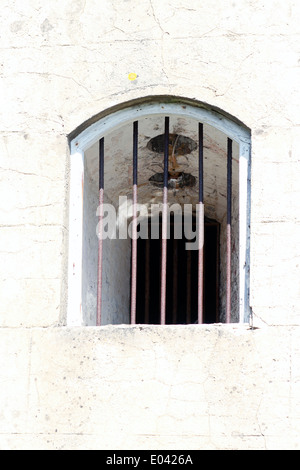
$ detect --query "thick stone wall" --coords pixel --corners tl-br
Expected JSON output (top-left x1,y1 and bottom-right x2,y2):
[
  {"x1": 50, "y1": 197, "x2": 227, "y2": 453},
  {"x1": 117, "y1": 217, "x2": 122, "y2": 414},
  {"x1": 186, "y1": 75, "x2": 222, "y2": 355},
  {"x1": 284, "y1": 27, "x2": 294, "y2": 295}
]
[
  {"x1": 0, "y1": 0, "x2": 299, "y2": 449},
  {"x1": 1, "y1": 325, "x2": 300, "y2": 450}
]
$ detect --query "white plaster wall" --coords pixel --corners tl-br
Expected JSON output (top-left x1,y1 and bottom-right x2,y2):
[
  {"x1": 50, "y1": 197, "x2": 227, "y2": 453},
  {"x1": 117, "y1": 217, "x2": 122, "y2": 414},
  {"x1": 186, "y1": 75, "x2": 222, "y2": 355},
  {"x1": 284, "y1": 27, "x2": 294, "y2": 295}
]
[
  {"x1": 101, "y1": 237, "x2": 131, "y2": 325},
  {"x1": 82, "y1": 163, "x2": 98, "y2": 325},
  {"x1": 1, "y1": 324, "x2": 300, "y2": 450},
  {"x1": 82, "y1": 168, "x2": 131, "y2": 325},
  {"x1": 1, "y1": 0, "x2": 300, "y2": 450},
  {"x1": 2, "y1": 0, "x2": 299, "y2": 327},
  {"x1": 219, "y1": 183, "x2": 239, "y2": 322}
]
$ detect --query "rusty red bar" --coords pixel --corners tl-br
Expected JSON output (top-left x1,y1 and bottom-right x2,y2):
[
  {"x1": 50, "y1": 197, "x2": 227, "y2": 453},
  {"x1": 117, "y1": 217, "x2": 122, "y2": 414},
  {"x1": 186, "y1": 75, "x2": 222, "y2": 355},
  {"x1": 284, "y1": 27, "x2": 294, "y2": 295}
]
[
  {"x1": 130, "y1": 121, "x2": 138, "y2": 324},
  {"x1": 172, "y1": 238, "x2": 178, "y2": 324},
  {"x1": 144, "y1": 238, "x2": 150, "y2": 323},
  {"x1": 198, "y1": 123, "x2": 204, "y2": 324},
  {"x1": 96, "y1": 137, "x2": 104, "y2": 326},
  {"x1": 186, "y1": 249, "x2": 192, "y2": 324},
  {"x1": 160, "y1": 116, "x2": 169, "y2": 325},
  {"x1": 226, "y1": 138, "x2": 233, "y2": 323}
]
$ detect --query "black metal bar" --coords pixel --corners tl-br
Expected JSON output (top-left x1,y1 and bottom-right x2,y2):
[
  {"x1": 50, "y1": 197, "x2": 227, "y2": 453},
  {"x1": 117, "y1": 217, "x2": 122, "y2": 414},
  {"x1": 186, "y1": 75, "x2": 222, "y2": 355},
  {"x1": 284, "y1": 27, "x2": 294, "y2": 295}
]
[
  {"x1": 99, "y1": 137, "x2": 104, "y2": 192},
  {"x1": 97, "y1": 137, "x2": 104, "y2": 326},
  {"x1": 131, "y1": 121, "x2": 138, "y2": 324},
  {"x1": 160, "y1": 116, "x2": 169, "y2": 325},
  {"x1": 163, "y1": 117, "x2": 169, "y2": 188},
  {"x1": 198, "y1": 123, "x2": 204, "y2": 324},
  {"x1": 199, "y1": 123, "x2": 204, "y2": 204},
  {"x1": 133, "y1": 121, "x2": 138, "y2": 186},
  {"x1": 226, "y1": 137, "x2": 233, "y2": 323}
]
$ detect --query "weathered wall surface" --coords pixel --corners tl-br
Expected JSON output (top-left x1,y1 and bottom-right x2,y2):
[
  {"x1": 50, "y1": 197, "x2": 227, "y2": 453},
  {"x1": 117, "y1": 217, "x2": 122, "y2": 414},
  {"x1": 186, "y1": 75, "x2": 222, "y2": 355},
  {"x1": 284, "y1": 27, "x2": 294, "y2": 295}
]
[
  {"x1": 0, "y1": 0, "x2": 300, "y2": 450},
  {"x1": 1, "y1": 325, "x2": 300, "y2": 450}
]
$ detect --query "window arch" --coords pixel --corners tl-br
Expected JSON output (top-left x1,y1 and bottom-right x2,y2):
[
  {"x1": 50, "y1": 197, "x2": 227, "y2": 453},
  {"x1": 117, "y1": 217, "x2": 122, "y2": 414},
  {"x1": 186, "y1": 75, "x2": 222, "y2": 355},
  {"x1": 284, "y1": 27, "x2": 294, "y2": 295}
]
[{"x1": 67, "y1": 97, "x2": 251, "y2": 326}]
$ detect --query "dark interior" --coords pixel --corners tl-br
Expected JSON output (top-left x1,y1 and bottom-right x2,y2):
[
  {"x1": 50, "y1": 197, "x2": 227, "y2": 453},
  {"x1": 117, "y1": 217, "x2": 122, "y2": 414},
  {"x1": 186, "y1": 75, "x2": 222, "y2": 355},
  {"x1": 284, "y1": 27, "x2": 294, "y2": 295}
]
[{"x1": 134, "y1": 216, "x2": 220, "y2": 324}]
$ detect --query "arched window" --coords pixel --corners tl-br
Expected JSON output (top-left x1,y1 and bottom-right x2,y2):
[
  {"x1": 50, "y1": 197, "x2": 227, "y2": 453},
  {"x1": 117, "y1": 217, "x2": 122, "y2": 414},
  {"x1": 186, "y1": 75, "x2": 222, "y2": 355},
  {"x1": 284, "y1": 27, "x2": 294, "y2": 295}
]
[{"x1": 67, "y1": 97, "x2": 251, "y2": 326}]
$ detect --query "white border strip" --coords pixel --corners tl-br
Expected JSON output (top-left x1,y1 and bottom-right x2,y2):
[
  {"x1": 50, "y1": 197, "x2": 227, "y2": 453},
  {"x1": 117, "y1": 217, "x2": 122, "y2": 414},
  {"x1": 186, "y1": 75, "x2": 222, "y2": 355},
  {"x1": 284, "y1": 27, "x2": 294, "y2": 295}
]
[
  {"x1": 239, "y1": 141, "x2": 251, "y2": 323},
  {"x1": 67, "y1": 151, "x2": 84, "y2": 326},
  {"x1": 71, "y1": 102, "x2": 250, "y2": 153}
]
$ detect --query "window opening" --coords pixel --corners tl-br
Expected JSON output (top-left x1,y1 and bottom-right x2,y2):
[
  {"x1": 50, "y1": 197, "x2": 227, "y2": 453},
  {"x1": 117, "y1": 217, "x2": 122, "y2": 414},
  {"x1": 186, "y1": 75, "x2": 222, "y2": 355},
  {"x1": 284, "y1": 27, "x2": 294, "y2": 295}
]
[
  {"x1": 68, "y1": 100, "x2": 251, "y2": 327},
  {"x1": 96, "y1": 118, "x2": 233, "y2": 325}
]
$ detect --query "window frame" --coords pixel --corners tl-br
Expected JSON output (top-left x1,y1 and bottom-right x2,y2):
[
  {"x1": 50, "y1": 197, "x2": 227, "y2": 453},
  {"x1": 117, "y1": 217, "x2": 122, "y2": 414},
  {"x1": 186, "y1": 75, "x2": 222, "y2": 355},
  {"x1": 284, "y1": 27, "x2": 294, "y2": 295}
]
[{"x1": 67, "y1": 99, "x2": 251, "y2": 326}]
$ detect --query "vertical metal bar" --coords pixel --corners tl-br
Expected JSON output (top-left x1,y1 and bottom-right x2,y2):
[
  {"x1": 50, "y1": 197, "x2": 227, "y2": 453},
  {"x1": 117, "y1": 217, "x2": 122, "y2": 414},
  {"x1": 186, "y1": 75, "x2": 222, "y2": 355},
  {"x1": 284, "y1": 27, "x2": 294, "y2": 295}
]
[
  {"x1": 160, "y1": 116, "x2": 169, "y2": 325},
  {"x1": 96, "y1": 137, "x2": 104, "y2": 326},
  {"x1": 144, "y1": 238, "x2": 150, "y2": 323},
  {"x1": 172, "y1": 238, "x2": 178, "y2": 324},
  {"x1": 226, "y1": 138, "x2": 233, "y2": 323},
  {"x1": 131, "y1": 121, "x2": 138, "y2": 324},
  {"x1": 186, "y1": 249, "x2": 192, "y2": 324},
  {"x1": 216, "y1": 223, "x2": 220, "y2": 322},
  {"x1": 159, "y1": 236, "x2": 162, "y2": 322},
  {"x1": 198, "y1": 123, "x2": 204, "y2": 324}
]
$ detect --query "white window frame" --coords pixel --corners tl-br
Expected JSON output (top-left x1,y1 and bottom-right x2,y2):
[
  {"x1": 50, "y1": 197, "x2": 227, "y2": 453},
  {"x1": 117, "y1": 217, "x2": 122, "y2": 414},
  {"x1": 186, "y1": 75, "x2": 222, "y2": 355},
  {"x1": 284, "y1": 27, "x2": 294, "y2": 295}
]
[{"x1": 67, "y1": 100, "x2": 251, "y2": 326}]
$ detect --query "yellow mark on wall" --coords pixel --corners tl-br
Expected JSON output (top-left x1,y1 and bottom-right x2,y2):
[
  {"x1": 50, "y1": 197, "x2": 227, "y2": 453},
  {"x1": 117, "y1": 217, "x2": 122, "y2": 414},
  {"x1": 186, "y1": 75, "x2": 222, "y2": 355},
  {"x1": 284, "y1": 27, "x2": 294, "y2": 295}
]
[{"x1": 128, "y1": 73, "x2": 137, "y2": 81}]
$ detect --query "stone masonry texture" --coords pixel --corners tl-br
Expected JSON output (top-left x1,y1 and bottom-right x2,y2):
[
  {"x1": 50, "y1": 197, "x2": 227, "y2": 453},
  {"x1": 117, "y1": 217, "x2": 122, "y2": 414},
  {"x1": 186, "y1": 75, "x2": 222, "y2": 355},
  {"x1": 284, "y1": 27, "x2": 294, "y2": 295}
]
[{"x1": 0, "y1": 0, "x2": 300, "y2": 450}]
